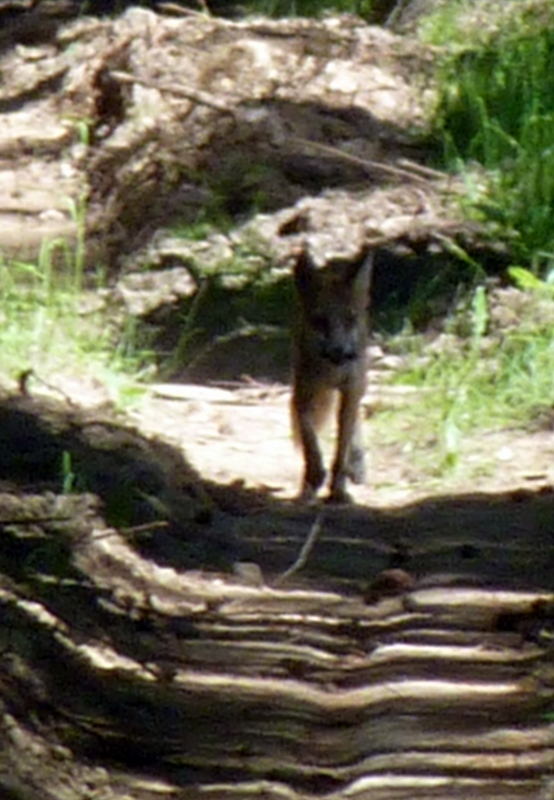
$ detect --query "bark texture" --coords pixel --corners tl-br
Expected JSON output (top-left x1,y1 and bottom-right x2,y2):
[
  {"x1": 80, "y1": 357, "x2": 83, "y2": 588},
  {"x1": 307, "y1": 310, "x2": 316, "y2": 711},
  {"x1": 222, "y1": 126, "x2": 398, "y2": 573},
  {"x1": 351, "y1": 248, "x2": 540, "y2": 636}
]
[{"x1": 0, "y1": 393, "x2": 553, "y2": 799}]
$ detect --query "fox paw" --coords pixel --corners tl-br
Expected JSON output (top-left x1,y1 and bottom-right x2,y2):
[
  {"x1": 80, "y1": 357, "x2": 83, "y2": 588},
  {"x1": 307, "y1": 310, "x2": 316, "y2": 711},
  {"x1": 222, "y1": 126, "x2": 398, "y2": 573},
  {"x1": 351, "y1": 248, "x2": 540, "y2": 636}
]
[
  {"x1": 298, "y1": 486, "x2": 318, "y2": 504},
  {"x1": 346, "y1": 446, "x2": 365, "y2": 485},
  {"x1": 299, "y1": 464, "x2": 326, "y2": 502},
  {"x1": 326, "y1": 485, "x2": 353, "y2": 505}
]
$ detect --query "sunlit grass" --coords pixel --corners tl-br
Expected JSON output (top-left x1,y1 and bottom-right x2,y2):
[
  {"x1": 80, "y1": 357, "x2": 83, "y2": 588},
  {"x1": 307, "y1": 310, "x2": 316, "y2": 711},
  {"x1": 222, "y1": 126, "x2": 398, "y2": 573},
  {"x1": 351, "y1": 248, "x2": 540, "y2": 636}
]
[
  {"x1": 433, "y1": 13, "x2": 554, "y2": 265},
  {"x1": 371, "y1": 282, "x2": 554, "y2": 478},
  {"x1": 0, "y1": 252, "x2": 153, "y2": 409}
]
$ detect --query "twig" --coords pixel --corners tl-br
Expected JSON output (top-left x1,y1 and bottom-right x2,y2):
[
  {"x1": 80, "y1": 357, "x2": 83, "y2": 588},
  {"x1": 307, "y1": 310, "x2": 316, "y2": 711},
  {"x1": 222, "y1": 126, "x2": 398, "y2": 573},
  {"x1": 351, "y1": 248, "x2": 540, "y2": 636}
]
[
  {"x1": 156, "y1": 1, "x2": 209, "y2": 16},
  {"x1": 17, "y1": 369, "x2": 33, "y2": 396},
  {"x1": 397, "y1": 158, "x2": 452, "y2": 181},
  {"x1": 120, "y1": 521, "x2": 170, "y2": 537},
  {"x1": 88, "y1": 521, "x2": 170, "y2": 542},
  {"x1": 274, "y1": 510, "x2": 325, "y2": 584},
  {"x1": 289, "y1": 137, "x2": 435, "y2": 186},
  {"x1": 184, "y1": 323, "x2": 283, "y2": 373},
  {"x1": 111, "y1": 71, "x2": 236, "y2": 115},
  {"x1": 17, "y1": 369, "x2": 78, "y2": 407},
  {"x1": 106, "y1": 77, "x2": 449, "y2": 192}
]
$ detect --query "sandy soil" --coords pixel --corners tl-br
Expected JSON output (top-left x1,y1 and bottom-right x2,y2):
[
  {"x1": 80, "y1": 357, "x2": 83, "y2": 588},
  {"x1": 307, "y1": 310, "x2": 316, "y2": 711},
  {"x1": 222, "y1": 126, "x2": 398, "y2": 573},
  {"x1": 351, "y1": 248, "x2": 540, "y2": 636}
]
[{"x1": 126, "y1": 377, "x2": 554, "y2": 509}]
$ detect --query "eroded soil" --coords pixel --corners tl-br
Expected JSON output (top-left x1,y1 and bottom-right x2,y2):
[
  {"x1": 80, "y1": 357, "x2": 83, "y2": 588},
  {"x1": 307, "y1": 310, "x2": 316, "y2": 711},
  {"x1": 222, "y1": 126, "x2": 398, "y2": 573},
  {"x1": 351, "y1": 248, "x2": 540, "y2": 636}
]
[
  {"x1": 2, "y1": 367, "x2": 554, "y2": 799},
  {"x1": 129, "y1": 378, "x2": 554, "y2": 510}
]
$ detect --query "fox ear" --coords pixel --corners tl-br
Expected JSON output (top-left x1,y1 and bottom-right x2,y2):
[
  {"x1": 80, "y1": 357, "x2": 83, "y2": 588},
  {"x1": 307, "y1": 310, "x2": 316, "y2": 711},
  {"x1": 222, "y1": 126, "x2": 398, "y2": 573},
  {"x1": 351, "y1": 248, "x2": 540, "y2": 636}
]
[
  {"x1": 350, "y1": 251, "x2": 374, "y2": 305},
  {"x1": 292, "y1": 247, "x2": 317, "y2": 297}
]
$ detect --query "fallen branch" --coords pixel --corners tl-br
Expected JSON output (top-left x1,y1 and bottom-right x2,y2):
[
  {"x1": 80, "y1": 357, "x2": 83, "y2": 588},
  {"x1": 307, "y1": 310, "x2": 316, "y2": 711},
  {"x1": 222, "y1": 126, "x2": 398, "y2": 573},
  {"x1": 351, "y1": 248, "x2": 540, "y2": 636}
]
[{"x1": 274, "y1": 509, "x2": 325, "y2": 584}]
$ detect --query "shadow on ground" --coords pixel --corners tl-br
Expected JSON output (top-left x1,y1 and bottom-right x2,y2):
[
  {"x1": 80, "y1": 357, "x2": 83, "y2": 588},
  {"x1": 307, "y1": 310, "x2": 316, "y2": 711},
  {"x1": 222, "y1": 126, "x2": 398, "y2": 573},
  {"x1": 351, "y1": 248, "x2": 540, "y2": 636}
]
[
  {"x1": 2, "y1": 390, "x2": 554, "y2": 594},
  {"x1": 1, "y1": 390, "x2": 554, "y2": 800}
]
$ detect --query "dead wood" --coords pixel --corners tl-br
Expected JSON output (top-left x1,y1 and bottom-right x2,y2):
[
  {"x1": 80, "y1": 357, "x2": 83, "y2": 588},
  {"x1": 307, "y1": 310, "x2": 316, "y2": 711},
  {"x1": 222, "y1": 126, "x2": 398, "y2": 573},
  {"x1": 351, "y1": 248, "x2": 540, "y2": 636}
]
[
  {"x1": 0, "y1": 4, "x2": 509, "y2": 387},
  {"x1": 0, "y1": 392, "x2": 553, "y2": 798},
  {"x1": 0, "y1": 4, "x2": 468, "y2": 273}
]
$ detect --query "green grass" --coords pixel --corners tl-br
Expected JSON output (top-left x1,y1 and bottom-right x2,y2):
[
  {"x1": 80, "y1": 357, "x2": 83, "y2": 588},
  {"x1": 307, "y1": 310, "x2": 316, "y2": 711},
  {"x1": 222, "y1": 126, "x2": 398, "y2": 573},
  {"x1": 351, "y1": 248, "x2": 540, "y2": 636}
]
[
  {"x1": 372, "y1": 282, "x2": 554, "y2": 477},
  {"x1": 394, "y1": 0, "x2": 554, "y2": 477},
  {"x1": 433, "y1": 11, "x2": 554, "y2": 268},
  {"x1": 0, "y1": 251, "x2": 153, "y2": 409},
  {"x1": 417, "y1": 0, "x2": 469, "y2": 47},
  {"x1": 233, "y1": 0, "x2": 373, "y2": 18}
]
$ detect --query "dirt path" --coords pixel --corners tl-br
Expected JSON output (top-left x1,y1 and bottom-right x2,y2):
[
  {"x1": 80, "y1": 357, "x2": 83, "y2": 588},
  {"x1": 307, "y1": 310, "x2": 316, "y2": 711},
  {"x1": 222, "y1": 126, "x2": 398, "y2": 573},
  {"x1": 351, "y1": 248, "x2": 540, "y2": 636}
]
[{"x1": 129, "y1": 379, "x2": 554, "y2": 509}]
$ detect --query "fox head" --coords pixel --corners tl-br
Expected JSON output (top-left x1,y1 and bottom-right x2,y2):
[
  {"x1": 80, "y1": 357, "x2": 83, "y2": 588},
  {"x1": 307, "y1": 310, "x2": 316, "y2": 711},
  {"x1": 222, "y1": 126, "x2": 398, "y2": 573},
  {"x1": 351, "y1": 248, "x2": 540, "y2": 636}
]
[{"x1": 293, "y1": 249, "x2": 373, "y2": 366}]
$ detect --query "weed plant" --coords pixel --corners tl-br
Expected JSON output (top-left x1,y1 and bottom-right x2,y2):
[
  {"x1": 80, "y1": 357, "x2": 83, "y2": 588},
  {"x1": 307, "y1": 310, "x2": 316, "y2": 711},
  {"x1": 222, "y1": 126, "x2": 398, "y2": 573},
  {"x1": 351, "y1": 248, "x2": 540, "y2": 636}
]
[
  {"x1": 240, "y1": 0, "x2": 372, "y2": 18},
  {"x1": 378, "y1": 1, "x2": 554, "y2": 479},
  {"x1": 0, "y1": 243, "x2": 152, "y2": 408},
  {"x1": 375, "y1": 278, "x2": 554, "y2": 476},
  {"x1": 436, "y1": 24, "x2": 554, "y2": 267}
]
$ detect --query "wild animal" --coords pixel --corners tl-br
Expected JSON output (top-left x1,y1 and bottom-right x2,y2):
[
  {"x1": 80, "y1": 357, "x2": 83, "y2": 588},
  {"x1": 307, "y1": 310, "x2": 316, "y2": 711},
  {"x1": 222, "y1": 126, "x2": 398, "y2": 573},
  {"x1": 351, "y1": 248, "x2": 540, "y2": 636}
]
[{"x1": 291, "y1": 247, "x2": 373, "y2": 503}]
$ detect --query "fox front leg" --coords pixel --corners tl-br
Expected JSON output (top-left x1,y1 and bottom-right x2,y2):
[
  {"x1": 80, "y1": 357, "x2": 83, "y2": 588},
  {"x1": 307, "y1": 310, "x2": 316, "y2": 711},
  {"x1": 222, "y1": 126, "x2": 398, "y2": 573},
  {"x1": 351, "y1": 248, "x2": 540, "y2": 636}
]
[
  {"x1": 329, "y1": 388, "x2": 365, "y2": 503},
  {"x1": 296, "y1": 408, "x2": 326, "y2": 502},
  {"x1": 346, "y1": 417, "x2": 366, "y2": 485}
]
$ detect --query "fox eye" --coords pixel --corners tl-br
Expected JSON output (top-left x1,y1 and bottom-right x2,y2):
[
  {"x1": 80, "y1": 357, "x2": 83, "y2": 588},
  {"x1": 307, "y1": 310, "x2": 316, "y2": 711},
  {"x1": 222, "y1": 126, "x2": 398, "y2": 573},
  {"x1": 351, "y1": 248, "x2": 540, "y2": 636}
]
[{"x1": 310, "y1": 313, "x2": 329, "y2": 333}]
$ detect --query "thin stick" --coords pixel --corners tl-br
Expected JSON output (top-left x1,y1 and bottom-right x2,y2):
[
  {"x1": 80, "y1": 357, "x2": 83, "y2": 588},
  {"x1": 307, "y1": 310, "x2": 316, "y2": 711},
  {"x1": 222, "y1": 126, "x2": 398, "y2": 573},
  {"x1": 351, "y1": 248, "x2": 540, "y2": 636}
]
[
  {"x1": 289, "y1": 136, "x2": 434, "y2": 186},
  {"x1": 397, "y1": 157, "x2": 451, "y2": 180},
  {"x1": 17, "y1": 369, "x2": 78, "y2": 407},
  {"x1": 274, "y1": 510, "x2": 325, "y2": 584},
  {"x1": 112, "y1": 71, "x2": 236, "y2": 115}
]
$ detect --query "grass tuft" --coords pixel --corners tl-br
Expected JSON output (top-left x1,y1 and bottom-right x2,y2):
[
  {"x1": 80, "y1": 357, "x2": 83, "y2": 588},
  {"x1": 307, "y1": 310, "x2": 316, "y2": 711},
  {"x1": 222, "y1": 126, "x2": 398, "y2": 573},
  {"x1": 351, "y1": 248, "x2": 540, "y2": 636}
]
[
  {"x1": 435, "y1": 21, "x2": 554, "y2": 265},
  {"x1": 373, "y1": 281, "x2": 554, "y2": 479},
  {"x1": 241, "y1": 0, "x2": 373, "y2": 19},
  {"x1": 0, "y1": 250, "x2": 154, "y2": 409}
]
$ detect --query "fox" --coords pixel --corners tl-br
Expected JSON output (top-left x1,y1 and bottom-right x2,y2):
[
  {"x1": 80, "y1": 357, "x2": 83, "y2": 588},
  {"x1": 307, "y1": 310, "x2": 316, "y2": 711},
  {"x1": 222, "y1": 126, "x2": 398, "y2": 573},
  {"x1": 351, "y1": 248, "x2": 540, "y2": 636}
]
[{"x1": 291, "y1": 246, "x2": 374, "y2": 504}]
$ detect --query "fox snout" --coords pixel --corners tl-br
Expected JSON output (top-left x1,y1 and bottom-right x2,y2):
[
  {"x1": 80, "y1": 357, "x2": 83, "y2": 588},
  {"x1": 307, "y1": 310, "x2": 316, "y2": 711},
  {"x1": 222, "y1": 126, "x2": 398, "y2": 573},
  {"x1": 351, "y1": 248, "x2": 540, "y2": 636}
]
[
  {"x1": 320, "y1": 342, "x2": 357, "y2": 365},
  {"x1": 314, "y1": 324, "x2": 361, "y2": 365}
]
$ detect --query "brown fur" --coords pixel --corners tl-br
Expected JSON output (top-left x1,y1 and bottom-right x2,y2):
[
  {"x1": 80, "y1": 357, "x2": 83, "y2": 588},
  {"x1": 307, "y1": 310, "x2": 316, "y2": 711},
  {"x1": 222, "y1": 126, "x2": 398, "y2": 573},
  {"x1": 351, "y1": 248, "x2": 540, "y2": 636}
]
[
  {"x1": 291, "y1": 384, "x2": 336, "y2": 445},
  {"x1": 291, "y1": 247, "x2": 373, "y2": 503}
]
